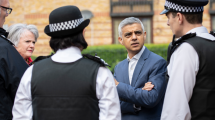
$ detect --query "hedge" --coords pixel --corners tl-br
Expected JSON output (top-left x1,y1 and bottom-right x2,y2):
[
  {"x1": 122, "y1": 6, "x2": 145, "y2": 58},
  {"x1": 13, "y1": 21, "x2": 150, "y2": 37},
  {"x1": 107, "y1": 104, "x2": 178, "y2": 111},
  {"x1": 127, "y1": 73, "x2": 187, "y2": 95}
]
[
  {"x1": 31, "y1": 44, "x2": 169, "y2": 72},
  {"x1": 31, "y1": 55, "x2": 37, "y2": 60},
  {"x1": 82, "y1": 44, "x2": 168, "y2": 72}
]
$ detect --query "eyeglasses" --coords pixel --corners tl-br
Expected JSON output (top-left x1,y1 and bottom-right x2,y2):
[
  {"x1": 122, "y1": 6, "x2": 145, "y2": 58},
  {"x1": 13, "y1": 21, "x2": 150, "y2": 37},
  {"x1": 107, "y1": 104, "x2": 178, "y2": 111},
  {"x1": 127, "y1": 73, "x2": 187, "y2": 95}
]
[{"x1": 0, "y1": 6, "x2": 12, "y2": 14}]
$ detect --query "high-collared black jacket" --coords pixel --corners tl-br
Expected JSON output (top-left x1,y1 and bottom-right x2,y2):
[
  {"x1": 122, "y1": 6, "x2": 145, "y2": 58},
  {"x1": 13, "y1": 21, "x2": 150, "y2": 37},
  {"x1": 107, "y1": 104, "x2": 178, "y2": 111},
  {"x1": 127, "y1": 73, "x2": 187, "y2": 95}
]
[{"x1": 0, "y1": 28, "x2": 28, "y2": 120}]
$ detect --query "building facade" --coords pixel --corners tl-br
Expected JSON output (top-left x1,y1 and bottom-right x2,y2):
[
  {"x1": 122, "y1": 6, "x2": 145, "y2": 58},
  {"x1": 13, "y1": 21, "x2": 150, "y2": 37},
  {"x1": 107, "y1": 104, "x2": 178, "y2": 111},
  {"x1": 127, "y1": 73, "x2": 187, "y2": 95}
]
[{"x1": 5, "y1": 0, "x2": 212, "y2": 56}]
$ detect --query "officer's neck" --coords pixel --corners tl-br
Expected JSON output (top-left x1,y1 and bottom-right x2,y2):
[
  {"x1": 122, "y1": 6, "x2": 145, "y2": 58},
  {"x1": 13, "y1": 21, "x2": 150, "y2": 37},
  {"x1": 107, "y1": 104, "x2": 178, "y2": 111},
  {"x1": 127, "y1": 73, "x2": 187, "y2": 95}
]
[{"x1": 181, "y1": 22, "x2": 202, "y2": 37}]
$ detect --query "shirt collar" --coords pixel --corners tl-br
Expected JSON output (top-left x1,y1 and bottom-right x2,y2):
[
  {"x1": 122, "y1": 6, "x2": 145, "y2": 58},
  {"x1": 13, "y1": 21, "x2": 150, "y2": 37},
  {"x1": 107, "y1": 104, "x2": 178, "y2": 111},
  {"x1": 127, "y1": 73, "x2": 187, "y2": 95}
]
[
  {"x1": 186, "y1": 26, "x2": 215, "y2": 41},
  {"x1": 51, "y1": 46, "x2": 83, "y2": 63},
  {"x1": 127, "y1": 46, "x2": 145, "y2": 61}
]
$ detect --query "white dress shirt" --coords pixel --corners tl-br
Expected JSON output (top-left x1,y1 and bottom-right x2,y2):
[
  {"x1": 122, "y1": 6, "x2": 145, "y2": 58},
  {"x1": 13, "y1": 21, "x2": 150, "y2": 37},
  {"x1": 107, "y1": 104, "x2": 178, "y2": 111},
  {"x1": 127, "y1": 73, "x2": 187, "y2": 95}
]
[
  {"x1": 127, "y1": 46, "x2": 145, "y2": 84},
  {"x1": 161, "y1": 26, "x2": 215, "y2": 120},
  {"x1": 12, "y1": 46, "x2": 121, "y2": 120},
  {"x1": 127, "y1": 46, "x2": 145, "y2": 110}
]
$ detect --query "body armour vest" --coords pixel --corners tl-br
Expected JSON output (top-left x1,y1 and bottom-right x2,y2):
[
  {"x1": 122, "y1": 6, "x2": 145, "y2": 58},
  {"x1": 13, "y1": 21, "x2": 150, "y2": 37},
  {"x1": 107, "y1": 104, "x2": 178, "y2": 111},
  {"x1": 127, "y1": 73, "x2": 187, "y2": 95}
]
[
  {"x1": 184, "y1": 37, "x2": 215, "y2": 120},
  {"x1": 31, "y1": 58, "x2": 100, "y2": 120}
]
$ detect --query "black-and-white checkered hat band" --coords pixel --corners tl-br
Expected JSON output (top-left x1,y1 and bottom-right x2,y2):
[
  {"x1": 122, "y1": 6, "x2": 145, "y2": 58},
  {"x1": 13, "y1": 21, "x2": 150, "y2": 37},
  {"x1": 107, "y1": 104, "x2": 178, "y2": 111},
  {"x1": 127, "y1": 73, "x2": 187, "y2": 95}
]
[
  {"x1": 165, "y1": 0, "x2": 204, "y2": 13},
  {"x1": 49, "y1": 18, "x2": 84, "y2": 32}
]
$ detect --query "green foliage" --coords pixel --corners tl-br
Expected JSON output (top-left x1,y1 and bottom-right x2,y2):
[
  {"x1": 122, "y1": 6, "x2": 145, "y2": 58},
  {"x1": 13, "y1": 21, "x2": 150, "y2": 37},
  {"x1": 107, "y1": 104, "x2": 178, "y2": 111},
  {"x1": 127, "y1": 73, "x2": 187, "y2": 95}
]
[
  {"x1": 82, "y1": 44, "x2": 168, "y2": 72},
  {"x1": 31, "y1": 55, "x2": 37, "y2": 61},
  {"x1": 31, "y1": 44, "x2": 168, "y2": 72}
]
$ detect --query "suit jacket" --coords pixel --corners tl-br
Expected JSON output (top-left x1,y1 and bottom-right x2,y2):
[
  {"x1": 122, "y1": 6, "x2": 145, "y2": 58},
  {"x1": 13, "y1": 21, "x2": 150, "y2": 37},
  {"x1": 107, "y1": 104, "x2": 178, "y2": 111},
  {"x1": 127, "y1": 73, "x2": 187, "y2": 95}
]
[{"x1": 114, "y1": 47, "x2": 167, "y2": 120}]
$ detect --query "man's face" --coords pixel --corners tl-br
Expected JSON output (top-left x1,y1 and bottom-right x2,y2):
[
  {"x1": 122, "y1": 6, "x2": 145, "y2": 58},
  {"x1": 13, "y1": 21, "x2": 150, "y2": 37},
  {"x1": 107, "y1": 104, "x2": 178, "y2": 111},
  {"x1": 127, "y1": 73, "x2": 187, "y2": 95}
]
[
  {"x1": 0, "y1": 0, "x2": 10, "y2": 28},
  {"x1": 166, "y1": 12, "x2": 182, "y2": 38},
  {"x1": 118, "y1": 23, "x2": 146, "y2": 56}
]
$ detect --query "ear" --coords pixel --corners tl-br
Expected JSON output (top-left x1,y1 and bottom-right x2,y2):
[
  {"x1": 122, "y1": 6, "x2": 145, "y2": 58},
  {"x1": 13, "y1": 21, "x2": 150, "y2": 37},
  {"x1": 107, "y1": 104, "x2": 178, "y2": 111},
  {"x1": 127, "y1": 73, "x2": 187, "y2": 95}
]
[
  {"x1": 118, "y1": 37, "x2": 123, "y2": 45},
  {"x1": 143, "y1": 31, "x2": 146, "y2": 39},
  {"x1": 177, "y1": 13, "x2": 183, "y2": 25}
]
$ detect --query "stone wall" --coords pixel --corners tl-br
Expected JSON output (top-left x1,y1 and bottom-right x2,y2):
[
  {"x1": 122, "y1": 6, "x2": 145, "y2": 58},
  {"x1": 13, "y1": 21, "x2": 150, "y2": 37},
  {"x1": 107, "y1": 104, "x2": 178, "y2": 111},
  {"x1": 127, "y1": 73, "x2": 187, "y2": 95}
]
[{"x1": 5, "y1": 0, "x2": 212, "y2": 56}]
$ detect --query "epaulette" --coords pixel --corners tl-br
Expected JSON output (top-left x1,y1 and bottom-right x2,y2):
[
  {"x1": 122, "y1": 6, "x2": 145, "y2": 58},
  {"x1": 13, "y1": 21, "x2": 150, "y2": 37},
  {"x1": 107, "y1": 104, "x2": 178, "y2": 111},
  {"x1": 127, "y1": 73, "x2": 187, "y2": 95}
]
[
  {"x1": 82, "y1": 54, "x2": 111, "y2": 67},
  {"x1": 210, "y1": 31, "x2": 215, "y2": 37},
  {"x1": 173, "y1": 33, "x2": 196, "y2": 46},
  {"x1": 29, "y1": 53, "x2": 54, "y2": 65},
  {"x1": 167, "y1": 33, "x2": 196, "y2": 64}
]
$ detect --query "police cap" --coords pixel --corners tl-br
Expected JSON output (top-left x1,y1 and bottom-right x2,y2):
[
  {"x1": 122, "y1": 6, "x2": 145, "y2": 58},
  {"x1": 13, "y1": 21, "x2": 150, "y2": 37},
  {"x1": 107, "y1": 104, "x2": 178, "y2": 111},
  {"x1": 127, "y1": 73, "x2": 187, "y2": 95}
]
[{"x1": 160, "y1": 0, "x2": 208, "y2": 15}]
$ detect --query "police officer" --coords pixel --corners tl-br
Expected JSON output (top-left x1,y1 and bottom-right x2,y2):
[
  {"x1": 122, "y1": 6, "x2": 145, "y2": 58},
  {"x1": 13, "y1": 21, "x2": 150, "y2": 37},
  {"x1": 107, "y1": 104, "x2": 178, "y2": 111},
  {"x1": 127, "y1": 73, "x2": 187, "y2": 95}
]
[
  {"x1": 12, "y1": 5, "x2": 121, "y2": 120},
  {"x1": 160, "y1": 0, "x2": 215, "y2": 119}
]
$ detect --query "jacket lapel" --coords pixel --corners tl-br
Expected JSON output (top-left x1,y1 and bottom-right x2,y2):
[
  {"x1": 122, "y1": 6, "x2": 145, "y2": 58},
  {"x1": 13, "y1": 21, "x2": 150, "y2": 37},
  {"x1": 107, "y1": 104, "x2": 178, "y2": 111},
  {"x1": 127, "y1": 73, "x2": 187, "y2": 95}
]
[
  {"x1": 122, "y1": 59, "x2": 130, "y2": 85},
  {"x1": 131, "y1": 47, "x2": 150, "y2": 86}
]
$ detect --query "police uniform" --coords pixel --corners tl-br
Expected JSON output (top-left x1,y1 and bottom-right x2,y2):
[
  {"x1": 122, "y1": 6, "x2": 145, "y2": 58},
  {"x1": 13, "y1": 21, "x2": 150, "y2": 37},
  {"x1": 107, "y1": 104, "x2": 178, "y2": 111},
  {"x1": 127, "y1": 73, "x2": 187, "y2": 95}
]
[
  {"x1": 12, "y1": 6, "x2": 121, "y2": 120},
  {"x1": 160, "y1": 0, "x2": 215, "y2": 120}
]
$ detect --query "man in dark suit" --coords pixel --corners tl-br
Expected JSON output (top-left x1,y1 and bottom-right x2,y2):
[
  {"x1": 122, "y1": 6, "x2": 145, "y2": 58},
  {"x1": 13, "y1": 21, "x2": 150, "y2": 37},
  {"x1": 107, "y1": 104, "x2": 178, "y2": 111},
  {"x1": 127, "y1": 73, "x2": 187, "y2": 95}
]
[
  {"x1": 114, "y1": 17, "x2": 167, "y2": 120},
  {"x1": 0, "y1": 0, "x2": 29, "y2": 120}
]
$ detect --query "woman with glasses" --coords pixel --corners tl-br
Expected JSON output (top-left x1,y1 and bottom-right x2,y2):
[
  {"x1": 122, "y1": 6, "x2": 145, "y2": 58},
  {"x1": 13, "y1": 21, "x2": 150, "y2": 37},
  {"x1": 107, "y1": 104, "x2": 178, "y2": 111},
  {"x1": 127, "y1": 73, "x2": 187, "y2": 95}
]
[{"x1": 7, "y1": 24, "x2": 39, "y2": 65}]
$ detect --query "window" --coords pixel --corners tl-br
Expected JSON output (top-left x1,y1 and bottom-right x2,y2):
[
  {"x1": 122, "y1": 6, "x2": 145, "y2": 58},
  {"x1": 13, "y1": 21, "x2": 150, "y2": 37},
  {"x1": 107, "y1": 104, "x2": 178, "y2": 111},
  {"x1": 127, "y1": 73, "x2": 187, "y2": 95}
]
[
  {"x1": 212, "y1": 16, "x2": 215, "y2": 31},
  {"x1": 111, "y1": 0, "x2": 153, "y2": 44},
  {"x1": 210, "y1": 0, "x2": 215, "y2": 14},
  {"x1": 110, "y1": 0, "x2": 153, "y2": 17},
  {"x1": 210, "y1": 0, "x2": 215, "y2": 31}
]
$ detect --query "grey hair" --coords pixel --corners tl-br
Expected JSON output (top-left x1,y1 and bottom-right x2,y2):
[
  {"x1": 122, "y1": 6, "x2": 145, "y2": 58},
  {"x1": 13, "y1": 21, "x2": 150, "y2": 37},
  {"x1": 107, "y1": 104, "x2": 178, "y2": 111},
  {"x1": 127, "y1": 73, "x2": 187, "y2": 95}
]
[
  {"x1": 7, "y1": 24, "x2": 39, "y2": 46},
  {"x1": 118, "y1": 17, "x2": 144, "y2": 38}
]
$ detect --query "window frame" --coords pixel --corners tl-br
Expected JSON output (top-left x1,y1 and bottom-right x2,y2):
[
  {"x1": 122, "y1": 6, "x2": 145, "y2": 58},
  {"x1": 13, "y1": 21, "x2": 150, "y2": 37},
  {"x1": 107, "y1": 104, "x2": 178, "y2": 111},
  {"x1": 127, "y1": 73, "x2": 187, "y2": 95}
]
[
  {"x1": 210, "y1": 0, "x2": 215, "y2": 31},
  {"x1": 110, "y1": 0, "x2": 154, "y2": 17}
]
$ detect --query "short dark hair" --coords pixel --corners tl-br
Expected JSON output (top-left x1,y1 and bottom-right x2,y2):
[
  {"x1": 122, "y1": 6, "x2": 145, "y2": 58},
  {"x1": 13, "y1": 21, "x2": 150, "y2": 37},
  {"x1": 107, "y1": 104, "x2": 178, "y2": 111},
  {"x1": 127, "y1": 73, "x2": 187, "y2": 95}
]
[
  {"x1": 171, "y1": 12, "x2": 203, "y2": 24},
  {"x1": 50, "y1": 31, "x2": 88, "y2": 52}
]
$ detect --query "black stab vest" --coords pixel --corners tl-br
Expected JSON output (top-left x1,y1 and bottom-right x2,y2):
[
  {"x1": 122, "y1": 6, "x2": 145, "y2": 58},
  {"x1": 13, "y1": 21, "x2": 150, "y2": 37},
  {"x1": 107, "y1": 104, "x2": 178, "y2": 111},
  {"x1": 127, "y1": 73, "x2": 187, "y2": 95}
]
[
  {"x1": 31, "y1": 58, "x2": 100, "y2": 120},
  {"x1": 184, "y1": 37, "x2": 215, "y2": 120}
]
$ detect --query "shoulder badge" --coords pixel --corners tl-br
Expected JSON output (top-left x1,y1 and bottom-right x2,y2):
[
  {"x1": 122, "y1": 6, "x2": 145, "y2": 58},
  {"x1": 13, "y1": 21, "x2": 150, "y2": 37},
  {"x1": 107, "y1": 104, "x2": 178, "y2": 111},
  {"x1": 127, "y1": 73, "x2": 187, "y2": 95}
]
[{"x1": 82, "y1": 54, "x2": 111, "y2": 67}]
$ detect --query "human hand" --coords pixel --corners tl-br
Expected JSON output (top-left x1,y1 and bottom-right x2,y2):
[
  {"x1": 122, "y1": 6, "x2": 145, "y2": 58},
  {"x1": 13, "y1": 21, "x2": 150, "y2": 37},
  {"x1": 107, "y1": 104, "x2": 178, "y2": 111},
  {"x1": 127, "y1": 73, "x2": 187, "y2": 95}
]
[
  {"x1": 142, "y1": 82, "x2": 154, "y2": 91},
  {"x1": 114, "y1": 78, "x2": 119, "y2": 86}
]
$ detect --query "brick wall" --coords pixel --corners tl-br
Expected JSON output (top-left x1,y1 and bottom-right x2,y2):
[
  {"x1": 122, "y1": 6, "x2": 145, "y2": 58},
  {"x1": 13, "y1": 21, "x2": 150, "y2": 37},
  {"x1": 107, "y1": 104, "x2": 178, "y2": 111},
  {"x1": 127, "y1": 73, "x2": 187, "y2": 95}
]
[
  {"x1": 6, "y1": 0, "x2": 112, "y2": 56},
  {"x1": 5, "y1": 0, "x2": 212, "y2": 56},
  {"x1": 153, "y1": 0, "x2": 211, "y2": 44}
]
